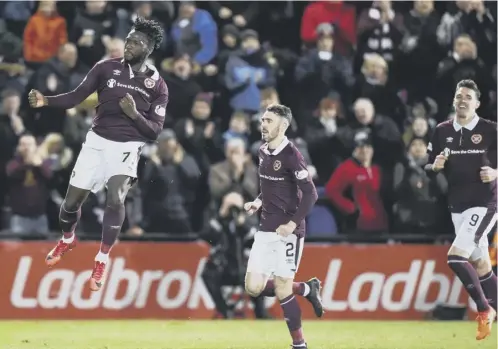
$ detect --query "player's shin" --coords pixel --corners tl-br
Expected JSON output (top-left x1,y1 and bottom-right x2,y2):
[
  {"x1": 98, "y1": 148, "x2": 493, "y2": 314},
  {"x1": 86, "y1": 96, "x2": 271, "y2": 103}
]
[
  {"x1": 59, "y1": 203, "x2": 81, "y2": 241},
  {"x1": 448, "y1": 255, "x2": 490, "y2": 311},
  {"x1": 98, "y1": 202, "x2": 125, "y2": 261},
  {"x1": 261, "y1": 279, "x2": 310, "y2": 297},
  {"x1": 276, "y1": 278, "x2": 306, "y2": 347},
  {"x1": 479, "y1": 271, "x2": 497, "y2": 312}
]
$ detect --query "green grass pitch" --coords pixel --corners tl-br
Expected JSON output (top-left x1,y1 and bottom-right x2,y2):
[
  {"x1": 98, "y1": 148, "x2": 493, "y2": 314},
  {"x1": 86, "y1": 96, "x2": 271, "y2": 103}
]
[{"x1": 0, "y1": 320, "x2": 496, "y2": 349}]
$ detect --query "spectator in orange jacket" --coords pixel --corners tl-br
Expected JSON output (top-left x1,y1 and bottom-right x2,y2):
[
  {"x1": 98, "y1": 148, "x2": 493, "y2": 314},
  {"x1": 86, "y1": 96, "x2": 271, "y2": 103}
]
[
  {"x1": 300, "y1": 1, "x2": 356, "y2": 56},
  {"x1": 325, "y1": 132, "x2": 389, "y2": 233},
  {"x1": 23, "y1": 1, "x2": 68, "y2": 64}
]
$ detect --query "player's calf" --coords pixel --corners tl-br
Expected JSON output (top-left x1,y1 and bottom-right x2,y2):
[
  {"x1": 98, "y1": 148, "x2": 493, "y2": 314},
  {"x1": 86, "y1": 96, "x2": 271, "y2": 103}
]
[
  {"x1": 275, "y1": 277, "x2": 306, "y2": 348},
  {"x1": 471, "y1": 257, "x2": 498, "y2": 312},
  {"x1": 447, "y1": 254, "x2": 490, "y2": 312}
]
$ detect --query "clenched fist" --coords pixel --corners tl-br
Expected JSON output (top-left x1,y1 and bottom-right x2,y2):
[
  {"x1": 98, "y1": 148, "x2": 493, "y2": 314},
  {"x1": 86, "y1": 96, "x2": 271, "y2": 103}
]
[
  {"x1": 244, "y1": 199, "x2": 262, "y2": 215},
  {"x1": 480, "y1": 166, "x2": 497, "y2": 183},
  {"x1": 28, "y1": 89, "x2": 46, "y2": 108},
  {"x1": 432, "y1": 151, "x2": 447, "y2": 172}
]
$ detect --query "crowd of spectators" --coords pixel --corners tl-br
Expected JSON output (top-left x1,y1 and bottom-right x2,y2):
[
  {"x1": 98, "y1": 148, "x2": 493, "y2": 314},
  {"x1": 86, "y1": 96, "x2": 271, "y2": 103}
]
[{"x1": 0, "y1": 0, "x2": 496, "y2": 240}]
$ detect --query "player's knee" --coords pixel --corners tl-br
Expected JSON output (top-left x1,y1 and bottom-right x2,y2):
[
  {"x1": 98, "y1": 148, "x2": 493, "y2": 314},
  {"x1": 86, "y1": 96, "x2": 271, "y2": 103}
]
[
  {"x1": 244, "y1": 274, "x2": 265, "y2": 297},
  {"x1": 274, "y1": 277, "x2": 293, "y2": 300},
  {"x1": 471, "y1": 257, "x2": 492, "y2": 276}
]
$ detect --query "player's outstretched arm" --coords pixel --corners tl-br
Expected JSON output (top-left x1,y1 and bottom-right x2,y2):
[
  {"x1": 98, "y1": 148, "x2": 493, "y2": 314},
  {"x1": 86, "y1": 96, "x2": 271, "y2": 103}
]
[
  {"x1": 31, "y1": 62, "x2": 104, "y2": 110},
  {"x1": 120, "y1": 82, "x2": 168, "y2": 140}
]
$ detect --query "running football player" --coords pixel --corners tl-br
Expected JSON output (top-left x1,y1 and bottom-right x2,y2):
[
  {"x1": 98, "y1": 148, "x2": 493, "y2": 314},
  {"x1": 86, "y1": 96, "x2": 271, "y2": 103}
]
[
  {"x1": 426, "y1": 79, "x2": 497, "y2": 340},
  {"x1": 244, "y1": 104, "x2": 321, "y2": 349}
]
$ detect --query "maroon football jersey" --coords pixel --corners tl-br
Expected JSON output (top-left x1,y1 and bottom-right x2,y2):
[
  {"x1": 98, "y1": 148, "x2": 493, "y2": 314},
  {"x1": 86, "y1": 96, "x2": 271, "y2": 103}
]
[
  {"x1": 258, "y1": 137, "x2": 318, "y2": 237},
  {"x1": 46, "y1": 58, "x2": 169, "y2": 142},
  {"x1": 427, "y1": 116, "x2": 497, "y2": 212}
]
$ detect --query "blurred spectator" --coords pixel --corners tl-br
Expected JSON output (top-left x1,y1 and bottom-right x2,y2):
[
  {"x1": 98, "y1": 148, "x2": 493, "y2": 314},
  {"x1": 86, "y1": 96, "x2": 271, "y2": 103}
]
[
  {"x1": 222, "y1": 111, "x2": 250, "y2": 148},
  {"x1": 70, "y1": 0, "x2": 117, "y2": 68},
  {"x1": 2, "y1": 1, "x2": 36, "y2": 38},
  {"x1": 434, "y1": 34, "x2": 492, "y2": 121},
  {"x1": 161, "y1": 54, "x2": 202, "y2": 125},
  {"x1": 175, "y1": 92, "x2": 223, "y2": 173},
  {"x1": 392, "y1": 137, "x2": 448, "y2": 234},
  {"x1": 209, "y1": 2, "x2": 260, "y2": 29},
  {"x1": 356, "y1": 0, "x2": 405, "y2": 72},
  {"x1": 354, "y1": 53, "x2": 406, "y2": 129},
  {"x1": 325, "y1": 132, "x2": 389, "y2": 233},
  {"x1": 6, "y1": 134, "x2": 52, "y2": 234},
  {"x1": 300, "y1": 1, "x2": 356, "y2": 56},
  {"x1": 171, "y1": 1, "x2": 218, "y2": 66},
  {"x1": 140, "y1": 129, "x2": 200, "y2": 234},
  {"x1": 437, "y1": 0, "x2": 496, "y2": 67},
  {"x1": 402, "y1": 115, "x2": 431, "y2": 146},
  {"x1": 209, "y1": 137, "x2": 258, "y2": 206},
  {"x1": 295, "y1": 23, "x2": 354, "y2": 111},
  {"x1": 37, "y1": 132, "x2": 73, "y2": 193},
  {"x1": 63, "y1": 108, "x2": 94, "y2": 150},
  {"x1": 23, "y1": 1, "x2": 67, "y2": 65},
  {"x1": 217, "y1": 24, "x2": 240, "y2": 74},
  {"x1": 224, "y1": 29, "x2": 276, "y2": 113},
  {"x1": 102, "y1": 38, "x2": 124, "y2": 60},
  {"x1": 0, "y1": 89, "x2": 25, "y2": 210},
  {"x1": 201, "y1": 189, "x2": 264, "y2": 319},
  {"x1": 342, "y1": 98, "x2": 403, "y2": 169},
  {"x1": 304, "y1": 94, "x2": 347, "y2": 184},
  {"x1": 24, "y1": 43, "x2": 78, "y2": 136},
  {"x1": 400, "y1": 0, "x2": 443, "y2": 100}
]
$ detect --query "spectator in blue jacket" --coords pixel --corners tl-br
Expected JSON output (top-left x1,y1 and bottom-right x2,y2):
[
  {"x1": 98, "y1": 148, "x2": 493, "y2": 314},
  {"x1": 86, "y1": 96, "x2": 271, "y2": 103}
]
[
  {"x1": 223, "y1": 29, "x2": 276, "y2": 113},
  {"x1": 171, "y1": 1, "x2": 218, "y2": 66}
]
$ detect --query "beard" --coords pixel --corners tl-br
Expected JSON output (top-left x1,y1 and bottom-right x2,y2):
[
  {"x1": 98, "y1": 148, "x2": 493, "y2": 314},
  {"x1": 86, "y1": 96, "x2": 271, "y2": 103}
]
[{"x1": 124, "y1": 51, "x2": 147, "y2": 65}]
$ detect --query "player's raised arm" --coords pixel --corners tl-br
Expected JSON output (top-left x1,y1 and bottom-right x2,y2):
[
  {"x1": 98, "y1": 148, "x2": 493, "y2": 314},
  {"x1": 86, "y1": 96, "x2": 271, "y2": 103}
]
[
  {"x1": 120, "y1": 80, "x2": 169, "y2": 140},
  {"x1": 289, "y1": 149, "x2": 318, "y2": 225},
  {"x1": 28, "y1": 61, "x2": 103, "y2": 110}
]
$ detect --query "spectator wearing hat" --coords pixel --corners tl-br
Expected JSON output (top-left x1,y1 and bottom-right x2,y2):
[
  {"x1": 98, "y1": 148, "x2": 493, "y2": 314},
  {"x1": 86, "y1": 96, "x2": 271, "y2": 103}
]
[
  {"x1": 295, "y1": 22, "x2": 354, "y2": 112},
  {"x1": 300, "y1": 1, "x2": 356, "y2": 56},
  {"x1": 171, "y1": 1, "x2": 218, "y2": 66},
  {"x1": 325, "y1": 132, "x2": 389, "y2": 233},
  {"x1": 392, "y1": 137, "x2": 448, "y2": 234},
  {"x1": 140, "y1": 129, "x2": 200, "y2": 234},
  {"x1": 223, "y1": 29, "x2": 276, "y2": 113}
]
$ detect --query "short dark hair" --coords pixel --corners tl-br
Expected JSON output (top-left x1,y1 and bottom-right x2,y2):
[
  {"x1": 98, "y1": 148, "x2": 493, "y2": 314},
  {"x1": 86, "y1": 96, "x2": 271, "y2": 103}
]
[
  {"x1": 456, "y1": 79, "x2": 481, "y2": 99},
  {"x1": 132, "y1": 17, "x2": 164, "y2": 51},
  {"x1": 266, "y1": 104, "x2": 292, "y2": 122}
]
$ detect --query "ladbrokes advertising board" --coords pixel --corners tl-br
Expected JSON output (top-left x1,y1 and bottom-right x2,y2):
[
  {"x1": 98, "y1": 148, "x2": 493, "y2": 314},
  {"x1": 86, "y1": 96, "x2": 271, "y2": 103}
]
[{"x1": 0, "y1": 241, "x2": 478, "y2": 319}]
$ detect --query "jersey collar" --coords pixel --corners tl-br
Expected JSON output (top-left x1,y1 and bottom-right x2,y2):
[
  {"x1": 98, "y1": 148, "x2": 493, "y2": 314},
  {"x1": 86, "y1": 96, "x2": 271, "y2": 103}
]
[
  {"x1": 453, "y1": 114, "x2": 479, "y2": 131},
  {"x1": 262, "y1": 137, "x2": 289, "y2": 155},
  {"x1": 120, "y1": 58, "x2": 160, "y2": 81}
]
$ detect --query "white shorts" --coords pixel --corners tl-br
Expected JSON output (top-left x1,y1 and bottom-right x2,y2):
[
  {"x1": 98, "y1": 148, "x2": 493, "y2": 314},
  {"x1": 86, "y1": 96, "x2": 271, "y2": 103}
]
[
  {"x1": 70, "y1": 131, "x2": 144, "y2": 193},
  {"x1": 246, "y1": 231, "x2": 304, "y2": 279},
  {"x1": 451, "y1": 207, "x2": 497, "y2": 260}
]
